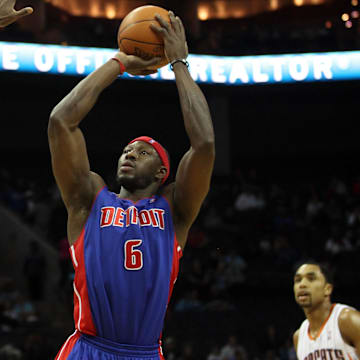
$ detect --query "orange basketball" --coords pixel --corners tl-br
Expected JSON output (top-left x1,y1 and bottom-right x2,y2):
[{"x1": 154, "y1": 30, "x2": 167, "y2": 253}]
[{"x1": 117, "y1": 5, "x2": 171, "y2": 70}]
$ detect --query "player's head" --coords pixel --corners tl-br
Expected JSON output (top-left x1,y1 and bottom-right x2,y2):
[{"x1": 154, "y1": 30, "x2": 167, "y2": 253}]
[
  {"x1": 116, "y1": 136, "x2": 170, "y2": 191},
  {"x1": 293, "y1": 261, "x2": 334, "y2": 310}
]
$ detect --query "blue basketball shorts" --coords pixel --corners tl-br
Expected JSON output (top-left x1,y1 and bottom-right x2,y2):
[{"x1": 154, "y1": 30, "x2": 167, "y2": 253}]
[{"x1": 55, "y1": 331, "x2": 165, "y2": 360}]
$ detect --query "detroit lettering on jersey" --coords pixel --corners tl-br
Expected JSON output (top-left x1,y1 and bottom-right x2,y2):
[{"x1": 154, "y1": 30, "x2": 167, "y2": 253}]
[
  {"x1": 303, "y1": 349, "x2": 345, "y2": 360},
  {"x1": 100, "y1": 206, "x2": 165, "y2": 229}
]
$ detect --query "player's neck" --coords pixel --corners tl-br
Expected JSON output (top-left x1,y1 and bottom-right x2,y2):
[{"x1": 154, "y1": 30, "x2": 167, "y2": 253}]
[
  {"x1": 305, "y1": 301, "x2": 334, "y2": 333},
  {"x1": 118, "y1": 184, "x2": 159, "y2": 201}
]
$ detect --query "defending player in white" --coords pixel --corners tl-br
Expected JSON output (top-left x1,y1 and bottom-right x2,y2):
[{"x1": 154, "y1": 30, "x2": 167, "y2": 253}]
[{"x1": 293, "y1": 262, "x2": 360, "y2": 360}]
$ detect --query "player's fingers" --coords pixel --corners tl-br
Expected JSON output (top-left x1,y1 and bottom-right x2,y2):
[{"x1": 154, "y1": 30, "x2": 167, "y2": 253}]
[
  {"x1": 150, "y1": 23, "x2": 167, "y2": 38},
  {"x1": 141, "y1": 57, "x2": 162, "y2": 68},
  {"x1": 14, "y1": 7, "x2": 34, "y2": 19},
  {"x1": 149, "y1": 23, "x2": 161, "y2": 32},
  {"x1": 176, "y1": 15, "x2": 186, "y2": 37},
  {"x1": 169, "y1": 11, "x2": 181, "y2": 34},
  {"x1": 155, "y1": 13, "x2": 170, "y2": 31}
]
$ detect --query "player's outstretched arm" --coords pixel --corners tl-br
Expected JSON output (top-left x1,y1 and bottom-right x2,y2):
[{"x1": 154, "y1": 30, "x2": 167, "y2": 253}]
[
  {"x1": 0, "y1": 0, "x2": 33, "y2": 27},
  {"x1": 339, "y1": 308, "x2": 360, "y2": 356},
  {"x1": 151, "y1": 12, "x2": 215, "y2": 247},
  {"x1": 48, "y1": 53, "x2": 160, "y2": 211}
]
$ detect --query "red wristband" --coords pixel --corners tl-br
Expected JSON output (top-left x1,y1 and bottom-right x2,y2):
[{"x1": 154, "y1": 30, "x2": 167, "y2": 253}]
[{"x1": 111, "y1": 57, "x2": 126, "y2": 75}]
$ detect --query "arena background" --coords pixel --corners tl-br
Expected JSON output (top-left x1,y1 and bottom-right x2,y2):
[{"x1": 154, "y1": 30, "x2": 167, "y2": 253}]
[{"x1": 1, "y1": 0, "x2": 360, "y2": 359}]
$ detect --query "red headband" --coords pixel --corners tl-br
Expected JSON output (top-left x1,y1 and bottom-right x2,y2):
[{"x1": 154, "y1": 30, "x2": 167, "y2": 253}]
[{"x1": 128, "y1": 136, "x2": 170, "y2": 184}]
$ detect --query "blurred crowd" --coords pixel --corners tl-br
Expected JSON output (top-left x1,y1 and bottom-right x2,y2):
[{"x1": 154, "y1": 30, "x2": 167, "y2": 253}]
[
  {"x1": 160, "y1": 332, "x2": 297, "y2": 360},
  {"x1": 0, "y1": 275, "x2": 56, "y2": 359},
  {"x1": 173, "y1": 166, "x2": 360, "y2": 312}
]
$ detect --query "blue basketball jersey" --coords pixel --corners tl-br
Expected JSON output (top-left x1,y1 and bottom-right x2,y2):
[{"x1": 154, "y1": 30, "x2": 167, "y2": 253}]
[{"x1": 68, "y1": 187, "x2": 182, "y2": 346}]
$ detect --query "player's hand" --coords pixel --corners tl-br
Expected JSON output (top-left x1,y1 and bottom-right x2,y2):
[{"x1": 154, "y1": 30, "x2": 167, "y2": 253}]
[
  {"x1": 113, "y1": 51, "x2": 161, "y2": 76},
  {"x1": 0, "y1": 0, "x2": 33, "y2": 28},
  {"x1": 150, "y1": 11, "x2": 188, "y2": 63}
]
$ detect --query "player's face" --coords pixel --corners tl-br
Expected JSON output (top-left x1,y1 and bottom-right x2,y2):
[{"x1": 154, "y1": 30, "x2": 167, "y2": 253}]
[
  {"x1": 116, "y1": 141, "x2": 162, "y2": 190},
  {"x1": 293, "y1": 264, "x2": 332, "y2": 309}
]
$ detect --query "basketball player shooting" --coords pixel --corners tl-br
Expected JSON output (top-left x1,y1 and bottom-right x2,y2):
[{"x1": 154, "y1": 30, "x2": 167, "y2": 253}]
[
  {"x1": 293, "y1": 262, "x2": 360, "y2": 360},
  {"x1": 0, "y1": 0, "x2": 33, "y2": 28},
  {"x1": 48, "y1": 10, "x2": 215, "y2": 360}
]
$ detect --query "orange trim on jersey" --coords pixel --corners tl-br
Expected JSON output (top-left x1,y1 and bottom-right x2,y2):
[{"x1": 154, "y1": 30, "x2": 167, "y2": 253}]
[
  {"x1": 348, "y1": 353, "x2": 353, "y2": 360},
  {"x1": 308, "y1": 303, "x2": 336, "y2": 340}
]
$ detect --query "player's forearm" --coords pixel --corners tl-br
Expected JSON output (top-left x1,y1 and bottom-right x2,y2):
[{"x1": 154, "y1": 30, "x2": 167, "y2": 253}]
[
  {"x1": 174, "y1": 64, "x2": 215, "y2": 150},
  {"x1": 49, "y1": 58, "x2": 121, "y2": 129}
]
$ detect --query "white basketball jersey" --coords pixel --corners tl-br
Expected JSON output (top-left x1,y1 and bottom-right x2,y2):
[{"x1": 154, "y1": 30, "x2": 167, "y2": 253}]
[{"x1": 297, "y1": 303, "x2": 358, "y2": 360}]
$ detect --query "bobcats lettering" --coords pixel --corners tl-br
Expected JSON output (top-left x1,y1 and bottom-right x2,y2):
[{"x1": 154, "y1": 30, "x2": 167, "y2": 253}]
[{"x1": 304, "y1": 349, "x2": 345, "y2": 360}]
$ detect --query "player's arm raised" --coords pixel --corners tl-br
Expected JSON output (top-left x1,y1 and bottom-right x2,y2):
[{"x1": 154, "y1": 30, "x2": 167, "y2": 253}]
[
  {"x1": 48, "y1": 53, "x2": 160, "y2": 211},
  {"x1": 151, "y1": 12, "x2": 215, "y2": 247},
  {"x1": 339, "y1": 308, "x2": 360, "y2": 356}
]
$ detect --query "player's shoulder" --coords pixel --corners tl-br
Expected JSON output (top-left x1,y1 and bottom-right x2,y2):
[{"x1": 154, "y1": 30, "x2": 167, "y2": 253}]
[
  {"x1": 293, "y1": 328, "x2": 300, "y2": 341},
  {"x1": 161, "y1": 182, "x2": 186, "y2": 221},
  {"x1": 90, "y1": 171, "x2": 106, "y2": 195},
  {"x1": 293, "y1": 319, "x2": 310, "y2": 350},
  {"x1": 90, "y1": 171, "x2": 106, "y2": 191},
  {"x1": 161, "y1": 182, "x2": 175, "y2": 205},
  {"x1": 338, "y1": 305, "x2": 360, "y2": 324},
  {"x1": 338, "y1": 304, "x2": 360, "y2": 343},
  {"x1": 293, "y1": 328, "x2": 300, "y2": 350},
  {"x1": 67, "y1": 171, "x2": 105, "y2": 212}
]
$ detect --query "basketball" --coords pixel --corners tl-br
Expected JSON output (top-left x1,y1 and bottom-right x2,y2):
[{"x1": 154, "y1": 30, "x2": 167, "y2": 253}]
[{"x1": 117, "y1": 5, "x2": 171, "y2": 70}]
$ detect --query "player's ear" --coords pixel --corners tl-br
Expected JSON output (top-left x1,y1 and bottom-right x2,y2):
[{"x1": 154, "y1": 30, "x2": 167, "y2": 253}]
[
  {"x1": 155, "y1": 166, "x2": 167, "y2": 182},
  {"x1": 324, "y1": 283, "x2": 333, "y2": 297}
]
